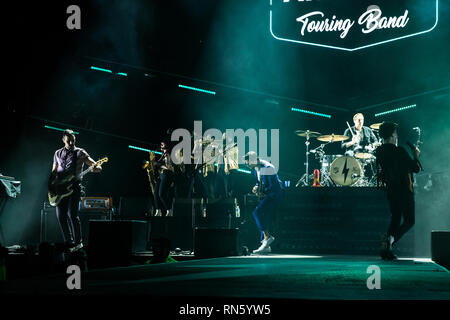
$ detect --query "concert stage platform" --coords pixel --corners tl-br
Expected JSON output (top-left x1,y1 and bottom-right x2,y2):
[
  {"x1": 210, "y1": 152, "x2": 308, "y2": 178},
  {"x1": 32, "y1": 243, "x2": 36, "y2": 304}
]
[{"x1": 2, "y1": 254, "x2": 450, "y2": 299}]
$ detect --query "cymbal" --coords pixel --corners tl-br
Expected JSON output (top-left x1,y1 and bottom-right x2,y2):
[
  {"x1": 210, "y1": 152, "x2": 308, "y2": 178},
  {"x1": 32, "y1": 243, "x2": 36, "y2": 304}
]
[
  {"x1": 295, "y1": 130, "x2": 321, "y2": 138},
  {"x1": 370, "y1": 123, "x2": 383, "y2": 130},
  {"x1": 317, "y1": 134, "x2": 349, "y2": 142}
]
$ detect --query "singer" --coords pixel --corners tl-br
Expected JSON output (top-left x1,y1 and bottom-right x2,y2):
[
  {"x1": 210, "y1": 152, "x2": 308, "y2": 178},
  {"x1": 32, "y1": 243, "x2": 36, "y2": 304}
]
[{"x1": 375, "y1": 122, "x2": 422, "y2": 260}]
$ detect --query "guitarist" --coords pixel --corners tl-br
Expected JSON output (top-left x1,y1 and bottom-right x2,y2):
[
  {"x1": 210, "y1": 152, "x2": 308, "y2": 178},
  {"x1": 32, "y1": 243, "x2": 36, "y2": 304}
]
[
  {"x1": 375, "y1": 122, "x2": 422, "y2": 260},
  {"x1": 49, "y1": 129, "x2": 102, "y2": 251},
  {"x1": 244, "y1": 151, "x2": 284, "y2": 254},
  {"x1": 153, "y1": 139, "x2": 175, "y2": 217}
]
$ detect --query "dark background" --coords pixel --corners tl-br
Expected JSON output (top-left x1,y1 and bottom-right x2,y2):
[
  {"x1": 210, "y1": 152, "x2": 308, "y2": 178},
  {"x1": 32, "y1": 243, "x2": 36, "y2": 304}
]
[{"x1": 1, "y1": 0, "x2": 449, "y2": 255}]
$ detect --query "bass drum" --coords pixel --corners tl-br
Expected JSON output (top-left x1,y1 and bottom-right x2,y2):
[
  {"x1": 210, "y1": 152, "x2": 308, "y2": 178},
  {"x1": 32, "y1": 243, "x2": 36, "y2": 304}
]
[
  {"x1": 330, "y1": 156, "x2": 362, "y2": 186},
  {"x1": 320, "y1": 154, "x2": 341, "y2": 170}
]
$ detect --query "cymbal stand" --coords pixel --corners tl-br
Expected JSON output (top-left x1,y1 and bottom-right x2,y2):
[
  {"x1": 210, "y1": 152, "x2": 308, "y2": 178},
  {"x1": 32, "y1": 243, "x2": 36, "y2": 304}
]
[
  {"x1": 312, "y1": 142, "x2": 334, "y2": 187},
  {"x1": 295, "y1": 135, "x2": 312, "y2": 187}
]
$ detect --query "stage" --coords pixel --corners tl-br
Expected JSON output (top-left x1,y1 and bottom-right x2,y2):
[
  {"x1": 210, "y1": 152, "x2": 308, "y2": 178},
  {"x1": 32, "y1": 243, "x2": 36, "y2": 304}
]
[
  {"x1": 2, "y1": 254, "x2": 449, "y2": 299},
  {"x1": 2, "y1": 1, "x2": 450, "y2": 311}
]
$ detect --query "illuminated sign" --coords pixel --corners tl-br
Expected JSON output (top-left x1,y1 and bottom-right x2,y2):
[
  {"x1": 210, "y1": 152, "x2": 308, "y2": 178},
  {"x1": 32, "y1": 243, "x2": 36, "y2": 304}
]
[{"x1": 270, "y1": 0, "x2": 439, "y2": 51}]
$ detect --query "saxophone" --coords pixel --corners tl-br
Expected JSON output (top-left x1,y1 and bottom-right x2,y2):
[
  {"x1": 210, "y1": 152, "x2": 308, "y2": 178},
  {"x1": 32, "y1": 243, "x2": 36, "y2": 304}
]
[{"x1": 143, "y1": 151, "x2": 159, "y2": 194}]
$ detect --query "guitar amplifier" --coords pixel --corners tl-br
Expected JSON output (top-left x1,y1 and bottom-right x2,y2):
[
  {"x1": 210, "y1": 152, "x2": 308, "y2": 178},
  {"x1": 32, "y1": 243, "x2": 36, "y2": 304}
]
[{"x1": 80, "y1": 197, "x2": 113, "y2": 212}]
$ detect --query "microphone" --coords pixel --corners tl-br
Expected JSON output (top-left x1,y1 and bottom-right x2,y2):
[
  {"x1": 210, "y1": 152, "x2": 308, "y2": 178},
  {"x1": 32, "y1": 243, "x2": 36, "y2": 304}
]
[
  {"x1": 142, "y1": 160, "x2": 149, "y2": 169},
  {"x1": 406, "y1": 141, "x2": 415, "y2": 149}
]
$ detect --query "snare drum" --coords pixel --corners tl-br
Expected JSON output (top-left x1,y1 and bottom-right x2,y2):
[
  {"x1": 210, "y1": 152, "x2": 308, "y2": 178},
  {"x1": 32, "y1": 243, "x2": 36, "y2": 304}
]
[{"x1": 330, "y1": 156, "x2": 362, "y2": 186}]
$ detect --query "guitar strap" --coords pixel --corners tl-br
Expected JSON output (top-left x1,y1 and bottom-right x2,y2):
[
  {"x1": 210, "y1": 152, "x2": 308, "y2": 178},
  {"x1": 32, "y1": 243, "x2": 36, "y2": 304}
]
[
  {"x1": 72, "y1": 148, "x2": 82, "y2": 194},
  {"x1": 72, "y1": 148, "x2": 78, "y2": 176}
]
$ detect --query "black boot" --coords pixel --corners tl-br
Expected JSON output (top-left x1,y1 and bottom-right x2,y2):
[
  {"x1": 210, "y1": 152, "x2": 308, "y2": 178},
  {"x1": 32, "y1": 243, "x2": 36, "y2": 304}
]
[{"x1": 380, "y1": 234, "x2": 397, "y2": 260}]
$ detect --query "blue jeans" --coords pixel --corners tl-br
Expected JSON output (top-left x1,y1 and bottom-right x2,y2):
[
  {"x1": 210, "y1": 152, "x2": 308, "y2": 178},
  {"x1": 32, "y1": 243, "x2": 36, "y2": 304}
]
[{"x1": 252, "y1": 190, "x2": 284, "y2": 241}]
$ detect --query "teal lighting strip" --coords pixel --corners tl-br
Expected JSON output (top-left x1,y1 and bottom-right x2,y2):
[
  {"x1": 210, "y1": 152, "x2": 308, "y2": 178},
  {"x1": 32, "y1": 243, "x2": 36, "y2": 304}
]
[
  {"x1": 91, "y1": 66, "x2": 127, "y2": 77},
  {"x1": 291, "y1": 107, "x2": 331, "y2": 119},
  {"x1": 90, "y1": 66, "x2": 112, "y2": 73},
  {"x1": 375, "y1": 104, "x2": 417, "y2": 117},
  {"x1": 128, "y1": 145, "x2": 162, "y2": 155},
  {"x1": 44, "y1": 125, "x2": 79, "y2": 134},
  {"x1": 178, "y1": 84, "x2": 216, "y2": 95}
]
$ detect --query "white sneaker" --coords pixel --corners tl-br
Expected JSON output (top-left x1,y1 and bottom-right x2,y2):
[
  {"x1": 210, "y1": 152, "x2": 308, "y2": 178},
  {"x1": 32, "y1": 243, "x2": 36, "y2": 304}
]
[
  {"x1": 69, "y1": 243, "x2": 84, "y2": 253},
  {"x1": 166, "y1": 209, "x2": 173, "y2": 217},
  {"x1": 253, "y1": 245, "x2": 271, "y2": 255},
  {"x1": 265, "y1": 236, "x2": 275, "y2": 247},
  {"x1": 252, "y1": 236, "x2": 275, "y2": 254},
  {"x1": 154, "y1": 209, "x2": 163, "y2": 217}
]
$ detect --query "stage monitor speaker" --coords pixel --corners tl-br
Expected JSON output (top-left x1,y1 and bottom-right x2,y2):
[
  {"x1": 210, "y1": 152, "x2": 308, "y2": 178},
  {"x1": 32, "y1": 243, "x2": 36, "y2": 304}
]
[
  {"x1": 431, "y1": 230, "x2": 450, "y2": 269},
  {"x1": 40, "y1": 202, "x2": 108, "y2": 245},
  {"x1": 118, "y1": 197, "x2": 152, "y2": 220},
  {"x1": 194, "y1": 227, "x2": 239, "y2": 258},
  {"x1": 88, "y1": 220, "x2": 148, "y2": 269},
  {"x1": 79, "y1": 212, "x2": 109, "y2": 245},
  {"x1": 40, "y1": 203, "x2": 64, "y2": 243},
  {"x1": 147, "y1": 198, "x2": 194, "y2": 251}
]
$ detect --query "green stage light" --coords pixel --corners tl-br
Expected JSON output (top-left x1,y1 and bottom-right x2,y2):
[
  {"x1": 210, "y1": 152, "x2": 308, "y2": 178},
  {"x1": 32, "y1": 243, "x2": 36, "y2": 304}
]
[
  {"x1": 128, "y1": 145, "x2": 162, "y2": 155},
  {"x1": 178, "y1": 84, "x2": 216, "y2": 95},
  {"x1": 44, "y1": 125, "x2": 79, "y2": 134},
  {"x1": 90, "y1": 66, "x2": 113, "y2": 73},
  {"x1": 375, "y1": 104, "x2": 417, "y2": 117},
  {"x1": 291, "y1": 107, "x2": 331, "y2": 119},
  {"x1": 117, "y1": 72, "x2": 127, "y2": 76},
  {"x1": 237, "y1": 168, "x2": 252, "y2": 174}
]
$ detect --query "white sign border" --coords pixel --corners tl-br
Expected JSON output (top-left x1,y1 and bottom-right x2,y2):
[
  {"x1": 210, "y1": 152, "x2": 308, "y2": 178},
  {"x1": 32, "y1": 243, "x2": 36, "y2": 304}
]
[{"x1": 269, "y1": 0, "x2": 439, "y2": 51}]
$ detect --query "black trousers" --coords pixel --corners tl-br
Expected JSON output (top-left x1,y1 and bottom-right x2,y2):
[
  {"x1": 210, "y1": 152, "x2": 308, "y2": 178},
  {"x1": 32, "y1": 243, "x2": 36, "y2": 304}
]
[
  {"x1": 153, "y1": 170, "x2": 174, "y2": 212},
  {"x1": 55, "y1": 186, "x2": 82, "y2": 245},
  {"x1": 386, "y1": 190, "x2": 415, "y2": 244},
  {"x1": 188, "y1": 169, "x2": 209, "y2": 198}
]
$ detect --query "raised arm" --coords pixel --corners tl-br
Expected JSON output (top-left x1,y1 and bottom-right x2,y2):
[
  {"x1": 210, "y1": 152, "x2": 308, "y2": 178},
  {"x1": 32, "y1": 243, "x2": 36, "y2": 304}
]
[{"x1": 84, "y1": 156, "x2": 102, "y2": 173}]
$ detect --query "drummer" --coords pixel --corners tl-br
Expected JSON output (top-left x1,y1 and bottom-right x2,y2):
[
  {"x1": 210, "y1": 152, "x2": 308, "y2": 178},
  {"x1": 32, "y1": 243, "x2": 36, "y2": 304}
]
[{"x1": 342, "y1": 113, "x2": 379, "y2": 157}]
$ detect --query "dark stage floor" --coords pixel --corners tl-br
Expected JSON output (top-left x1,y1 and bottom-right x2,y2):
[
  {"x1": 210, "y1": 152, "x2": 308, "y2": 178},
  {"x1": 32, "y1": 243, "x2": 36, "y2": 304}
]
[{"x1": 2, "y1": 254, "x2": 450, "y2": 299}]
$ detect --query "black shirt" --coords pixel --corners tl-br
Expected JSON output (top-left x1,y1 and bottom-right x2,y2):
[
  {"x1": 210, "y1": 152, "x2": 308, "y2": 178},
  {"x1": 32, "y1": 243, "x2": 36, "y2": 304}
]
[
  {"x1": 342, "y1": 126, "x2": 378, "y2": 151},
  {"x1": 375, "y1": 144, "x2": 421, "y2": 194}
]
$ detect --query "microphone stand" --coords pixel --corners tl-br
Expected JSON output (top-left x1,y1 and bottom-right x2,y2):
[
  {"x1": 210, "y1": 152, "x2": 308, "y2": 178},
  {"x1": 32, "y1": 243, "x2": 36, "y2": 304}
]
[{"x1": 187, "y1": 142, "x2": 238, "y2": 178}]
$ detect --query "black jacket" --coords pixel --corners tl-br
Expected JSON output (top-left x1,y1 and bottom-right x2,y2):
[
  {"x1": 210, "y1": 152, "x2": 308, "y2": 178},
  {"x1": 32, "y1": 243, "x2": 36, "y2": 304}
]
[
  {"x1": 341, "y1": 126, "x2": 378, "y2": 151},
  {"x1": 375, "y1": 144, "x2": 422, "y2": 194}
]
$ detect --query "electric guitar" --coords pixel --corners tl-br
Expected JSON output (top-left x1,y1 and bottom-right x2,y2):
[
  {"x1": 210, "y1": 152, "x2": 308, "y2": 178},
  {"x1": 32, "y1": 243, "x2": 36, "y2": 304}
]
[
  {"x1": 253, "y1": 184, "x2": 268, "y2": 200},
  {"x1": 48, "y1": 157, "x2": 108, "y2": 206},
  {"x1": 406, "y1": 128, "x2": 423, "y2": 192}
]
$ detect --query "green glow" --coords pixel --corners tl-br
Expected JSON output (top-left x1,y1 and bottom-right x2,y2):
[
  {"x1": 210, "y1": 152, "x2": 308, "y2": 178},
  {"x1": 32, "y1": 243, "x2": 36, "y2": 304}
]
[
  {"x1": 291, "y1": 108, "x2": 331, "y2": 119},
  {"x1": 269, "y1": 1, "x2": 439, "y2": 51},
  {"x1": 117, "y1": 72, "x2": 127, "y2": 76},
  {"x1": 128, "y1": 145, "x2": 162, "y2": 155},
  {"x1": 178, "y1": 84, "x2": 216, "y2": 95},
  {"x1": 237, "y1": 169, "x2": 252, "y2": 174},
  {"x1": 90, "y1": 66, "x2": 112, "y2": 73},
  {"x1": 375, "y1": 104, "x2": 417, "y2": 117},
  {"x1": 44, "y1": 125, "x2": 79, "y2": 134}
]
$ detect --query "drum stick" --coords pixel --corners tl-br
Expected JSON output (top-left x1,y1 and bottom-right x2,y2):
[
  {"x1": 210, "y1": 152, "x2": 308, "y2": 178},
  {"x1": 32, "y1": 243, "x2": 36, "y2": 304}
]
[{"x1": 346, "y1": 121, "x2": 355, "y2": 137}]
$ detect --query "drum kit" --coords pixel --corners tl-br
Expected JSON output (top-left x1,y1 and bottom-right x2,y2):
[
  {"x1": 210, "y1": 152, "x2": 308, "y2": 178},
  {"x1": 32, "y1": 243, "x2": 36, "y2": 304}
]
[{"x1": 294, "y1": 124, "x2": 383, "y2": 187}]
